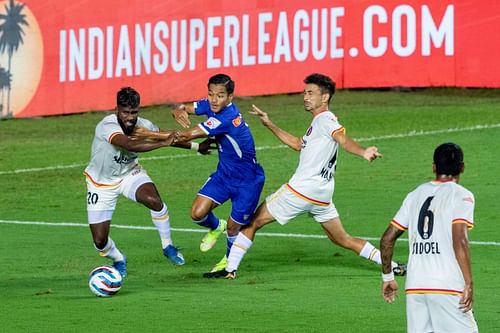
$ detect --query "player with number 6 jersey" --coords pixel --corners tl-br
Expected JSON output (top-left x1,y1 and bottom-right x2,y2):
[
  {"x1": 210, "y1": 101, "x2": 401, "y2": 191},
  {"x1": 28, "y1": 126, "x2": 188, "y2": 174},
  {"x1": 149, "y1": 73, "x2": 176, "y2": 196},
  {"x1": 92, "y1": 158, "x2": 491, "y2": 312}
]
[{"x1": 380, "y1": 143, "x2": 478, "y2": 333}]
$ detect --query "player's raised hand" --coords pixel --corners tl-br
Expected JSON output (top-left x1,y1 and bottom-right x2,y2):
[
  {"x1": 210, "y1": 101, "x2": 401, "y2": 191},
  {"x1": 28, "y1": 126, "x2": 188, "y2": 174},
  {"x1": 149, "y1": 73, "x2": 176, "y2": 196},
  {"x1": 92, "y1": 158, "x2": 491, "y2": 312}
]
[
  {"x1": 249, "y1": 104, "x2": 273, "y2": 127},
  {"x1": 171, "y1": 104, "x2": 191, "y2": 128},
  {"x1": 363, "y1": 146, "x2": 383, "y2": 161},
  {"x1": 382, "y1": 280, "x2": 398, "y2": 303},
  {"x1": 198, "y1": 138, "x2": 218, "y2": 155}
]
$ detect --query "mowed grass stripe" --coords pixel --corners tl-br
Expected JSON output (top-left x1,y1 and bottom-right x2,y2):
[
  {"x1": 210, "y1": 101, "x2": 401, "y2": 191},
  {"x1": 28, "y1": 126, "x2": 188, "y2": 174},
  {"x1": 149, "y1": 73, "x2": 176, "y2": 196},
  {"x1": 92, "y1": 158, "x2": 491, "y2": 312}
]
[
  {"x1": 1, "y1": 219, "x2": 498, "y2": 247},
  {"x1": 1, "y1": 122, "x2": 499, "y2": 176}
]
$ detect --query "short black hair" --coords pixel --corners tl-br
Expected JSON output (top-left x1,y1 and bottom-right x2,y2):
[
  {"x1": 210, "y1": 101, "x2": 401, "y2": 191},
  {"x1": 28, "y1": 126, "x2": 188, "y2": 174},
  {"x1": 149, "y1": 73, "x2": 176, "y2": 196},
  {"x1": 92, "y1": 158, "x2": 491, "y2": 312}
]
[
  {"x1": 433, "y1": 142, "x2": 464, "y2": 176},
  {"x1": 208, "y1": 73, "x2": 234, "y2": 94},
  {"x1": 117, "y1": 87, "x2": 140, "y2": 108},
  {"x1": 304, "y1": 73, "x2": 336, "y2": 103}
]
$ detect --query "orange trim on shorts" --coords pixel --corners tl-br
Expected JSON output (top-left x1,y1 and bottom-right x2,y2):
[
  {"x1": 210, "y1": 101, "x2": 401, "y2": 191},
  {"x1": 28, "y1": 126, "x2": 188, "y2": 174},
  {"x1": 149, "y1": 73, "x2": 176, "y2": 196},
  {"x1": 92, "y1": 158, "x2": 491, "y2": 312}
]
[
  {"x1": 390, "y1": 219, "x2": 407, "y2": 231},
  {"x1": 285, "y1": 184, "x2": 330, "y2": 206},
  {"x1": 406, "y1": 288, "x2": 463, "y2": 296},
  {"x1": 84, "y1": 171, "x2": 122, "y2": 188},
  {"x1": 452, "y1": 218, "x2": 474, "y2": 230}
]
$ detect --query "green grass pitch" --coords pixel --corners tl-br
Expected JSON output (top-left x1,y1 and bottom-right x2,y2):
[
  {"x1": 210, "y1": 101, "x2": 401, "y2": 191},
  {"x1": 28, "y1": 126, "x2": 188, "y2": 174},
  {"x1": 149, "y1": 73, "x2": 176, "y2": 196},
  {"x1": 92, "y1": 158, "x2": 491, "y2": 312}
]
[{"x1": 1, "y1": 88, "x2": 499, "y2": 332}]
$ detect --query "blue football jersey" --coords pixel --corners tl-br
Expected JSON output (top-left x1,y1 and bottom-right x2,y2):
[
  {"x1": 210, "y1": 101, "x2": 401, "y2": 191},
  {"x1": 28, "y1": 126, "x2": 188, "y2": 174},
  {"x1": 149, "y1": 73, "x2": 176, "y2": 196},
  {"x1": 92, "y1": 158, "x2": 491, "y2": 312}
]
[{"x1": 195, "y1": 99, "x2": 264, "y2": 185}]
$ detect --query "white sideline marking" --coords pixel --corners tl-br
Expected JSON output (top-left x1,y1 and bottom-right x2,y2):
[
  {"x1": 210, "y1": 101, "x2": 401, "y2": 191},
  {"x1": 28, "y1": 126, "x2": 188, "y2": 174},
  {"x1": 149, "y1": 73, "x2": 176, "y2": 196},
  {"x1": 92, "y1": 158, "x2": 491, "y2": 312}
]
[
  {"x1": 0, "y1": 219, "x2": 498, "y2": 246},
  {"x1": 1, "y1": 123, "x2": 499, "y2": 176}
]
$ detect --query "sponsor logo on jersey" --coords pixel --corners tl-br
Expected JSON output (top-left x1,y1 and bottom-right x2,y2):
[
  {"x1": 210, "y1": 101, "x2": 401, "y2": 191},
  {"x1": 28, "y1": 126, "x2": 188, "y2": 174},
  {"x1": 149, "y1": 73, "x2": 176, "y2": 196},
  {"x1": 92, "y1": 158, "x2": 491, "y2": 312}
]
[
  {"x1": 204, "y1": 117, "x2": 222, "y2": 129},
  {"x1": 306, "y1": 126, "x2": 313, "y2": 136},
  {"x1": 113, "y1": 153, "x2": 133, "y2": 164},
  {"x1": 232, "y1": 115, "x2": 242, "y2": 127}
]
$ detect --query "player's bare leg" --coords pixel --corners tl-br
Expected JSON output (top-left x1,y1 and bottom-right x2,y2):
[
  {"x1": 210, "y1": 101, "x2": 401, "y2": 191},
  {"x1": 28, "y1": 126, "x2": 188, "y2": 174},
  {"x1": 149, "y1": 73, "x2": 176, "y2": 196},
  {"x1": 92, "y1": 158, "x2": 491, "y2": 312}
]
[
  {"x1": 135, "y1": 182, "x2": 163, "y2": 211},
  {"x1": 192, "y1": 195, "x2": 226, "y2": 252},
  {"x1": 321, "y1": 218, "x2": 404, "y2": 274},
  {"x1": 136, "y1": 182, "x2": 184, "y2": 265},
  {"x1": 90, "y1": 220, "x2": 127, "y2": 277},
  {"x1": 90, "y1": 220, "x2": 111, "y2": 250},
  {"x1": 320, "y1": 217, "x2": 365, "y2": 253}
]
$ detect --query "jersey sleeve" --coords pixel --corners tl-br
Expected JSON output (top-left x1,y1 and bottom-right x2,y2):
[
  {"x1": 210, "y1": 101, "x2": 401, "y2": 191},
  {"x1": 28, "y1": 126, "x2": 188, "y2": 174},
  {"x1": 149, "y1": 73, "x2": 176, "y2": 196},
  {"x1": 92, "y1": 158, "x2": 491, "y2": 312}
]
[
  {"x1": 452, "y1": 188, "x2": 475, "y2": 230},
  {"x1": 194, "y1": 99, "x2": 210, "y2": 116},
  {"x1": 100, "y1": 117, "x2": 124, "y2": 143},
  {"x1": 391, "y1": 193, "x2": 412, "y2": 231},
  {"x1": 137, "y1": 117, "x2": 159, "y2": 132},
  {"x1": 321, "y1": 113, "x2": 345, "y2": 138}
]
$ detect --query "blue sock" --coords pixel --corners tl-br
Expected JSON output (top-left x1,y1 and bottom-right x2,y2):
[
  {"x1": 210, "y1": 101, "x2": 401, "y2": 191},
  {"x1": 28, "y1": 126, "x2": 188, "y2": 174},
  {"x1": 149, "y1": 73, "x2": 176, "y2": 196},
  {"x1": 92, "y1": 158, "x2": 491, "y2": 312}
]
[
  {"x1": 193, "y1": 212, "x2": 220, "y2": 230},
  {"x1": 226, "y1": 235, "x2": 237, "y2": 257}
]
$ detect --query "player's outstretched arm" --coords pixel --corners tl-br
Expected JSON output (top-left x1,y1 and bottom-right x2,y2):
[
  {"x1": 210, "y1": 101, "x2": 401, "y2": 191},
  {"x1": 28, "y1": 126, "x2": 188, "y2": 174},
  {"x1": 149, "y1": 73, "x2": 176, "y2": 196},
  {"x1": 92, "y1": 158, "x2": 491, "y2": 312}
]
[
  {"x1": 250, "y1": 104, "x2": 302, "y2": 151},
  {"x1": 333, "y1": 131, "x2": 382, "y2": 161},
  {"x1": 453, "y1": 223, "x2": 474, "y2": 312},
  {"x1": 171, "y1": 103, "x2": 195, "y2": 128},
  {"x1": 131, "y1": 126, "x2": 216, "y2": 154},
  {"x1": 111, "y1": 132, "x2": 175, "y2": 152},
  {"x1": 131, "y1": 126, "x2": 170, "y2": 140}
]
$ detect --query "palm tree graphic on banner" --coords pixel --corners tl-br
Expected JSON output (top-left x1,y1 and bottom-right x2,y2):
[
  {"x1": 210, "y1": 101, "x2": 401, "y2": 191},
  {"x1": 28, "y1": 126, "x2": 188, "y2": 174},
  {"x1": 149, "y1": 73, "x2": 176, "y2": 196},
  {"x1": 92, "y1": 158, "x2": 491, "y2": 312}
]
[{"x1": 0, "y1": 0, "x2": 28, "y2": 119}]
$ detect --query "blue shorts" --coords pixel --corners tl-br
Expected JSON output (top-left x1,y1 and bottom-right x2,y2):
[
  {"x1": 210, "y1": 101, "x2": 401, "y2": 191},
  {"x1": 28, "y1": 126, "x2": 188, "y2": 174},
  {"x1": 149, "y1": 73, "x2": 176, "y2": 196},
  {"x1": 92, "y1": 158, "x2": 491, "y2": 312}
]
[{"x1": 198, "y1": 172, "x2": 265, "y2": 225}]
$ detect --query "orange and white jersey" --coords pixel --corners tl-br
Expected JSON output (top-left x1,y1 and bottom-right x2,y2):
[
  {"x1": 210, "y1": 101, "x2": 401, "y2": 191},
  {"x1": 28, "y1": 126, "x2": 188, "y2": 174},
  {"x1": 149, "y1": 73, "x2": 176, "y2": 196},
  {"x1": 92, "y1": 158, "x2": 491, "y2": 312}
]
[
  {"x1": 287, "y1": 111, "x2": 344, "y2": 204},
  {"x1": 84, "y1": 114, "x2": 158, "y2": 186},
  {"x1": 391, "y1": 181, "x2": 475, "y2": 295}
]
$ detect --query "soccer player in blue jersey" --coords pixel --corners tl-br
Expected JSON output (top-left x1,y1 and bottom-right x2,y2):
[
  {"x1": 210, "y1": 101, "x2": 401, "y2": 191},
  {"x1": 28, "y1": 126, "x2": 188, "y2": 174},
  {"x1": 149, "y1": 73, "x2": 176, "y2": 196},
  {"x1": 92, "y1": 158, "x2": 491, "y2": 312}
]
[{"x1": 135, "y1": 74, "x2": 265, "y2": 272}]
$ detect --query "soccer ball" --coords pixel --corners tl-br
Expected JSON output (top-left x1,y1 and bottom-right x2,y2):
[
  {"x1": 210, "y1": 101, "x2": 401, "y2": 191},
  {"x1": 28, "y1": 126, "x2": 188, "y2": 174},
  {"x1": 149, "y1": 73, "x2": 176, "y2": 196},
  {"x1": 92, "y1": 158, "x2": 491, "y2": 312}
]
[{"x1": 88, "y1": 266, "x2": 123, "y2": 297}]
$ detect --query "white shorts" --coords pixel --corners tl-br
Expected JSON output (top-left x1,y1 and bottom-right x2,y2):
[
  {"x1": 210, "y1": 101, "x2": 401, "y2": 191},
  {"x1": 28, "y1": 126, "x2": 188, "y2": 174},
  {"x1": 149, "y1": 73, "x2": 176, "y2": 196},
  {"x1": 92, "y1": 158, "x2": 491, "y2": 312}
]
[
  {"x1": 265, "y1": 184, "x2": 339, "y2": 225},
  {"x1": 86, "y1": 167, "x2": 153, "y2": 224},
  {"x1": 406, "y1": 293, "x2": 478, "y2": 333}
]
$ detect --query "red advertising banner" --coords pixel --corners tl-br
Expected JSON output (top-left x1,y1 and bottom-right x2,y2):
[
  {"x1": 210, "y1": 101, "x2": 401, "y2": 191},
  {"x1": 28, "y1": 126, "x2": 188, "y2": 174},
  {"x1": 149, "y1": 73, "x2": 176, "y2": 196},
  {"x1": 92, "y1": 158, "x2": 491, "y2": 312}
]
[{"x1": 1, "y1": 0, "x2": 499, "y2": 118}]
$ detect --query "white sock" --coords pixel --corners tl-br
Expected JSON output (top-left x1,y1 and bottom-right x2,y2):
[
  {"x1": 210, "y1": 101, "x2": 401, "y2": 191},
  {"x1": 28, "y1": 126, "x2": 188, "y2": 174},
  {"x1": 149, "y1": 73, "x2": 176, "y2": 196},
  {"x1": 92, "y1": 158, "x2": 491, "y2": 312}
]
[
  {"x1": 359, "y1": 241, "x2": 382, "y2": 264},
  {"x1": 95, "y1": 237, "x2": 125, "y2": 262},
  {"x1": 227, "y1": 233, "x2": 253, "y2": 272},
  {"x1": 151, "y1": 203, "x2": 172, "y2": 249},
  {"x1": 359, "y1": 241, "x2": 398, "y2": 268}
]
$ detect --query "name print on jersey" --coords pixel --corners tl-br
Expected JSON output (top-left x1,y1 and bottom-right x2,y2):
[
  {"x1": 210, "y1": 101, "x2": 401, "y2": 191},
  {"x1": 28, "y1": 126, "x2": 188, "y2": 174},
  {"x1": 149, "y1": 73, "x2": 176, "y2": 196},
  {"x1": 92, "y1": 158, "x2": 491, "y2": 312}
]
[
  {"x1": 319, "y1": 153, "x2": 337, "y2": 181},
  {"x1": 412, "y1": 241, "x2": 441, "y2": 255},
  {"x1": 113, "y1": 152, "x2": 133, "y2": 164}
]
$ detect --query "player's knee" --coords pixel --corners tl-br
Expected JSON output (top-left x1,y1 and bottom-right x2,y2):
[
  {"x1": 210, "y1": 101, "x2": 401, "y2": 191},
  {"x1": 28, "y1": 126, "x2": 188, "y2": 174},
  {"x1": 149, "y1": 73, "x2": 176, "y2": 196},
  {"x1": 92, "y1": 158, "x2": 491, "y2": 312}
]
[
  {"x1": 93, "y1": 237, "x2": 108, "y2": 250},
  {"x1": 190, "y1": 205, "x2": 206, "y2": 221},
  {"x1": 143, "y1": 195, "x2": 163, "y2": 211},
  {"x1": 226, "y1": 223, "x2": 240, "y2": 236}
]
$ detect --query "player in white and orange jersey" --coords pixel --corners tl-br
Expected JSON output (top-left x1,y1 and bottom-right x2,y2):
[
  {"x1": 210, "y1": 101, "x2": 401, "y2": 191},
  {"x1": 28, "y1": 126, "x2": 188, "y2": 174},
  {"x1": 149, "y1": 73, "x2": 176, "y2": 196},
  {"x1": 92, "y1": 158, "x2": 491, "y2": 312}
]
[
  {"x1": 85, "y1": 87, "x2": 203, "y2": 277},
  {"x1": 204, "y1": 73, "x2": 405, "y2": 279},
  {"x1": 380, "y1": 142, "x2": 478, "y2": 332}
]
